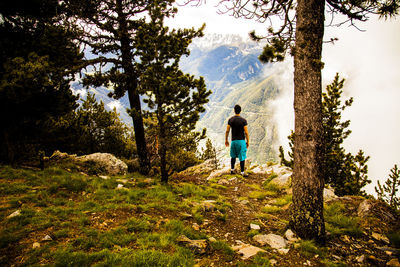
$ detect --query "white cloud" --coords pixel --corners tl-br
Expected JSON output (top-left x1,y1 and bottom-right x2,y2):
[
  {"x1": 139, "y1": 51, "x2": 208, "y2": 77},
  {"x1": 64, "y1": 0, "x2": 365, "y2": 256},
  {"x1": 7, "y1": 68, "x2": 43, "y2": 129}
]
[
  {"x1": 107, "y1": 100, "x2": 122, "y2": 111},
  {"x1": 169, "y1": 2, "x2": 400, "y2": 195}
]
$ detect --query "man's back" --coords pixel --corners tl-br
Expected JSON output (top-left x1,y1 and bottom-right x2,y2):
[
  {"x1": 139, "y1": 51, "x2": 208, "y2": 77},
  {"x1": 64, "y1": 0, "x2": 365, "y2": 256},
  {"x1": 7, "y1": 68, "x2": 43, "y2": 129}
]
[{"x1": 228, "y1": 115, "x2": 247, "y2": 141}]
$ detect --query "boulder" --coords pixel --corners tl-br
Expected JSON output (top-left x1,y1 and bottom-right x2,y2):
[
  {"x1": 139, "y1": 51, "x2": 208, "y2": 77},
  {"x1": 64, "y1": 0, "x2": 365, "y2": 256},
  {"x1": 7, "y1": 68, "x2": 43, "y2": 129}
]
[
  {"x1": 77, "y1": 153, "x2": 128, "y2": 175},
  {"x1": 270, "y1": 172, "x2": 292, "y2": 188},
  {"x1": 207, "y1": 167, "x2": 231, "y2": 181},
  {"x1": 323, "y1": 187, "x2": 337, "y2": 201},
  {"x1": 50, "y1": 151, "x2": 128, "y2": 175}
]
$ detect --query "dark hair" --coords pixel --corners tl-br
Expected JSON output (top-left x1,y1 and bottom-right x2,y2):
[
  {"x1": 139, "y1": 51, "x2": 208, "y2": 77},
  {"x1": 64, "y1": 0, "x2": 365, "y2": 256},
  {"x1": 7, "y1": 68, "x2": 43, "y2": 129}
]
[{"x1": 234, "y1": 104, "x2": 241, "y2": 114}]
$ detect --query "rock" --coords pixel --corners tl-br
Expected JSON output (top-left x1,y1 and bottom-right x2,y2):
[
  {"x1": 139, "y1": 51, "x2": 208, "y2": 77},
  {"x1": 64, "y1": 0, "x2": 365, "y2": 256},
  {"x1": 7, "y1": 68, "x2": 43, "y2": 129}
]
[
  {"x1": 32, "y1": 242, "x2": 41, "y2": 249},
  {"x1": 179, "y1": 212, "x2": 193, "y2": 219},
  {"x1": 42, "y1": 235, "x2": 52, "y2": 241},
  {"x1": 206, "y1": 168, "x2": 231, "y2": 181},
  {"x1": 50, "y1": 150, "x2": 74, "y2": 161},
  {"x1": 116, "y1": 179, "x2": 128, "y2": 184},
  {"x1": 284, "y1": 229, "x2": 299, "y2": 243},
  {"x1": 192, "y1": 223, "x2": 200, "y2": 231},
  {"x1": 253, "y1": 234, "x2": 287, "y2": 249},
  {"x1": 7, "y1": 210, "x2": 21, "y2": 219},
  {"x1": 250, "y1": 223, "x2": 261, "y2": 230},
  {"x1": 99, "y1": 175, "x2": 109, "y2": 179},
  {"x1": 201, "y1": 200, "x2": 217, "y2": 212},
  {"x1": 238, "y1": 199, "x2": 250, "y2": 205},
  {"x1": 252, "y1": 165, "x2": 267, "y2": 175},
  {"x1": 176, "y1": 235, "x2": 208, "y2": 254},
  {"x1": 377, "y1": 247, "x2": 400, "y2": 255},
  {"x1": 50, "y1": 151, "x2": 127, "y2": 175},
  {"x1": 232, "y1": 243, "x2": 266, "y2": 260},
  {"x1": 356, "y1": 255, "x2": 365, "y2": 263},
  {"x1": 358, "y1": 199, "x2": 374, "y2": 217},
  {"x1": 181, "y1": 159, "x2": 216, "y2": 175},
  {"x1": 217, "y1": 179, "x2": 229, "y2": 185},
  {"x1": 267, "y1": 165, "x2": 292, "y2": 176},
  {"x1": 208, "y1": 237, "x2": 217, "y2": 243},
  {"x1": 116, "y1": 184, "x2": 124, "y2": 189},
  {"x1": 77, "y1": 152, "x2": 128, "y2": 175},
  {"x1": 387, "y1": 258, "x2": 400, "y2": 267},
  {"x1": 323, "y1": 187, "x2": 337, "y2": 201},
  {"x1": 372, "y1": 232, "x2": 390, "y2": 244},
  {"x1": 270, "y1": 172, "x2": 292, "y2": 188},
  {"x1": 278, "y1": 248, "x2": 290, "y2": 254}
]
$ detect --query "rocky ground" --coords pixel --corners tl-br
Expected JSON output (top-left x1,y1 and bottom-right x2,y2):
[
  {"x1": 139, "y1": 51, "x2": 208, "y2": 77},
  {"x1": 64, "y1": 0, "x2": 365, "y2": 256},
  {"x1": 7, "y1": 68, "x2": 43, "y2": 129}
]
[
  {"x1": 174, "y1": 160, "x2": 400, "y2": 266},
  {"x1": 1, "y1": 156, "x2": 400, "y2": 266}
]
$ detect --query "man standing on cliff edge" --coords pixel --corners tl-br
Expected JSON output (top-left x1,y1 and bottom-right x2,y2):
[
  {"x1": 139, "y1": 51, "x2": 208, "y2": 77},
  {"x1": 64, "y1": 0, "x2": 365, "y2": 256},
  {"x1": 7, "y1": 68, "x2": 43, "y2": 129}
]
[{"x1": 225, "y1": 104, "x2": 250, "y2": 177}]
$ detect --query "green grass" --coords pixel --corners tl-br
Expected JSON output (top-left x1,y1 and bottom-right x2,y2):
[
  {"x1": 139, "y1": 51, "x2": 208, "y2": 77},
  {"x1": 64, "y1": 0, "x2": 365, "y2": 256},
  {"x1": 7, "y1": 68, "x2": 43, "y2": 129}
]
[
  {"x1": 298, "y1": 239, "x2": 326, "y2": 258},
  {"x1": 209, "y1": 240, "x2": 235, "y2": 261},
  {"x1": 0, "y1": 165, "x2": 216, "y2": 266},
  {"x1": 261, "y1": 205, "x2": 281, "y2": 214},
  {"x1": 388, "y1": 230, "x2": 400, "y2": 248},
  {"x1": 325, "y1": 203, "x2": 363, "y2": 237}
]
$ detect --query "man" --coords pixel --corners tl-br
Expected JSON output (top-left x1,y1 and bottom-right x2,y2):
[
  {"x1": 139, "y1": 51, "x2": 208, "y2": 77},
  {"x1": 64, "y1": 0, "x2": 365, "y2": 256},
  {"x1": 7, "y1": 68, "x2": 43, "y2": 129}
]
[{"x1": 225, "y1": 104, "x2": 250, "y2": 177}]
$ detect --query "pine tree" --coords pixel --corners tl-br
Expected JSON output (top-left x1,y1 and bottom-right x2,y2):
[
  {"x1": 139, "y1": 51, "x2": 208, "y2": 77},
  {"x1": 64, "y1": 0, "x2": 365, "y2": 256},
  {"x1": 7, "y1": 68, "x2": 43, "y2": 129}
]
[
  {"x1": 0, "y1": 0, "x2": 84, "y2": 163},
  {"x1": 202, "y1": 138, "x2": 220, "y2": 170},
  {"x1": 279, "y1": 74, "x2": 371, "y2": 196},
  {"x1": 375, "y1": 164, "x2": 400, "y2": 210},
  {"x1": 76, "y1": 0, "x2": 177, "y2": 174},
  {"x1": 135, "y1": 5, "x2": 210, "y2": 183}
]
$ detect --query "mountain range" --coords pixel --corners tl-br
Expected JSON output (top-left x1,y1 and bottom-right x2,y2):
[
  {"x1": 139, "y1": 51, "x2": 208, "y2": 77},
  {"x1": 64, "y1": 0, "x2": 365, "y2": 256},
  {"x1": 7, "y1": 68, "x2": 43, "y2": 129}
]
[{"x1": 73, "y1": 34, "x2": 284, "y2": 164}]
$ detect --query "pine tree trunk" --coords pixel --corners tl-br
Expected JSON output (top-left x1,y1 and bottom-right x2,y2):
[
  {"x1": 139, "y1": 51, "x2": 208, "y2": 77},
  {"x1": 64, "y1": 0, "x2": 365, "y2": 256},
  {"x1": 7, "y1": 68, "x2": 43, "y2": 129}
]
[
  {"x1": 116, "y1": 0, "x2": 150, "y2": 174},
  {"x1": 127, "y1": 88, "x2": 150, "y2": 174},
  {"x1": 290, "y1": 0, "x2": 326, "y2": 243}
]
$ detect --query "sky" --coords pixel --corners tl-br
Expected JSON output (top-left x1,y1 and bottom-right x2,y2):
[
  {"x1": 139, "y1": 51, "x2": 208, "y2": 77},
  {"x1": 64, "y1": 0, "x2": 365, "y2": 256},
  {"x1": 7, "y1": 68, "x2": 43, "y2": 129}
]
[{"x1": 167, "y1": 1, "x2": 400, "y2": 195}]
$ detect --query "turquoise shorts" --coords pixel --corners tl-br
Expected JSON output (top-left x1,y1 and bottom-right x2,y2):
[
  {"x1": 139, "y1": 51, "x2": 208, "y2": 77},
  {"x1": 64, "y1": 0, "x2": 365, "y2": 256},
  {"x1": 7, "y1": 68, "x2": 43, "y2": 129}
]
[{"x1": 230, "y1": 140, "x2": 247, "y2": 162}]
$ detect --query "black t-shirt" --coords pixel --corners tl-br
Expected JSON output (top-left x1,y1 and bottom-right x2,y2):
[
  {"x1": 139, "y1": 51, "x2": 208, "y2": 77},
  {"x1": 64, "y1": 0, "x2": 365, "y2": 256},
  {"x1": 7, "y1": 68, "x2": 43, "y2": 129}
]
[{"x1": 228, "y1": 115, "x2": 247, "y2": 140}]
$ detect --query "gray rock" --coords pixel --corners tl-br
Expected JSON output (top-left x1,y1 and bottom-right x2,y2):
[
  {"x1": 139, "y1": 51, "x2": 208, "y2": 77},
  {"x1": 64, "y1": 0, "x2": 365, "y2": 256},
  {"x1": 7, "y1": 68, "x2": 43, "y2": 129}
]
[
  {"x1": 250, "y1": 223, "x2": 261, "y2": 230},
  {"x1": 284, "y1": 229, "x2": 299, "y2": 243},
  {"x1": 232, "y1": 243, "x2": 266, "y2": 260},
  {"x1": 358, "y1": 199, "x2": 374, "y2": 217},
  {"x1": 387, "y1": 258, "x2": 400, "y2": 267},
  {"x1": 176, "y1": 235, "x2": 207, "y2": 254},
  {"x1": 77, "y1": 152, "x2": 128, "y2": 175},
  {"x1": 253, "y1": 234, "x2": 287, "y2": 249},
  {"x1": 356, "y1": 255, "x2": 365, "y2": 263},
  {"x1": 7, "y1": 210, "x2": 21, "y2": 219},
  {"x1": 201, "y1": 200, "x2": 217, "y2": 212},
  {"x1": 42, "y1": 235, "x2": 52, "y2": 241},
  {"x1": 372, "y1": 232, "x2": 390, "y2": 244},
  {"x1": 270, "y1": 173, "x2": 292, "y2": 188},
  {"x1": 323, "y1": 187, "x2": 337, "y2": 201},
  {"x1": 217, "y1": 179, "x2": 229, "y2": 185}
]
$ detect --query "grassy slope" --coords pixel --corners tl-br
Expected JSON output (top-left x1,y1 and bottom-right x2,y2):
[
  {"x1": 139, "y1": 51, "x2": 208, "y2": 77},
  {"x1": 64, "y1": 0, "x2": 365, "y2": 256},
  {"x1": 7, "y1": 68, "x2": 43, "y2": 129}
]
[{"x1": 1, "y1": 164, "x2": 399, "y2": 266}]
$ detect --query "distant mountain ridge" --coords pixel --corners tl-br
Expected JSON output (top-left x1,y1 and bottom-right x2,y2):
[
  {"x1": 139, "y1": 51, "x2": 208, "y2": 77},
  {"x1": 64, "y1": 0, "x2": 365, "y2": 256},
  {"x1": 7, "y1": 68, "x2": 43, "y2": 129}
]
[{"x1": 73, "y1": 33, "x2": 282, "y2": 163}]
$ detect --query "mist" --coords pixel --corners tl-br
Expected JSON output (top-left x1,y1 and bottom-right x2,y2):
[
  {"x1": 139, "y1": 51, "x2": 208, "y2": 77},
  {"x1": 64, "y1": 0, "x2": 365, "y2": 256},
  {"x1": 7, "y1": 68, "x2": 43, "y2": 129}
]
[{"x1": 272, "y1": 17, "x2": 400, "y2": 195}]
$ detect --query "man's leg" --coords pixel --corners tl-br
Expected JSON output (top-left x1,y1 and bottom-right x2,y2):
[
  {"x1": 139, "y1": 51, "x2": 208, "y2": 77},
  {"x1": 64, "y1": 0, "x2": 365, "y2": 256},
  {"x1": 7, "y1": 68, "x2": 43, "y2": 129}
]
[
  {"x1": 231, "y1": 158, "x2": 236, "y2": 174},
  {"x1": 240, "y1": 160, "x2": 245, "y2": 173}
]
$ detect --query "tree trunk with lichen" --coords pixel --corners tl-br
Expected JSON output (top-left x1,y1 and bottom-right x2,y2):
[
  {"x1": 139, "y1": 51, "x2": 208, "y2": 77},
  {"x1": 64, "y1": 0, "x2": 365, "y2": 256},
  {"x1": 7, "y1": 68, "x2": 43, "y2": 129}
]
[{"x1": 290, "y1": 0, "x2": 326, "y2": 244}]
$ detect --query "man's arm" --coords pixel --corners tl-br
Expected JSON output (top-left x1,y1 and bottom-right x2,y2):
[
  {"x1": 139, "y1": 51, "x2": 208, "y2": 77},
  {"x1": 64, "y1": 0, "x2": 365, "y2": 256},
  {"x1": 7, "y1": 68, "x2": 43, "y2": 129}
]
[
  {"x1": 244, "y1": 125, "x2": 250, "y2": 148},
  {"x1": 225, "y1": 125, "x2": 230, "y2": 147}
]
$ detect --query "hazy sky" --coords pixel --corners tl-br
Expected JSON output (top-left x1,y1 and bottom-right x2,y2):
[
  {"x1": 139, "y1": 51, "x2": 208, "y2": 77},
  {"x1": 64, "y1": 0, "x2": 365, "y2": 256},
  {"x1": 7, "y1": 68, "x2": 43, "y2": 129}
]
[{"x1": 167, "y1": 1, "x2": 400, "y2": 194}]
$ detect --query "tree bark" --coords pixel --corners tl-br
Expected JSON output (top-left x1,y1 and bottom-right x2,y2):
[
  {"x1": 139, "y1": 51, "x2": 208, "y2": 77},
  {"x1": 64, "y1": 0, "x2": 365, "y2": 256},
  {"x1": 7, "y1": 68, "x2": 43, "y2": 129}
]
[
  {"x1": 290, "y1": 0, "x2": 326, "y2": 243},
  {"x1": 116, "y1": 0, "x2": 150, "y2": 174}
]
